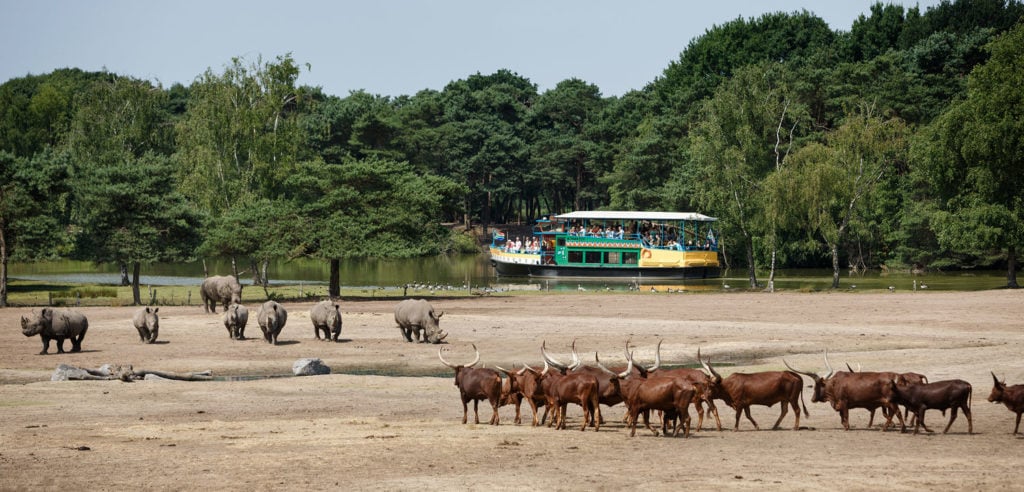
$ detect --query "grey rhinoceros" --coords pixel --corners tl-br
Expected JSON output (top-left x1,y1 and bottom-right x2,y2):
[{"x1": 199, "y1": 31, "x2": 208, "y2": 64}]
[
  {"x1": 257, "y1": 300, "x2": 288, "y2": 345},
  {"x1": 21, "y1": 308, "x2": 89, "y2": 355},
  {"x1": 200, "y1": 275, "x2": 242, "y2": 314},
  {"x1": 132, "y1": 306, "x2": 160, "y2": 343},
  {"x1": 394, "y1": 299, "x2": 447, "y2": 344},
  {"x1": 310, "y1": 300, "x2": 343, "y2": 342},
  {"x1": 222, "y1": 303, "x2": 249, "y2": 340}
]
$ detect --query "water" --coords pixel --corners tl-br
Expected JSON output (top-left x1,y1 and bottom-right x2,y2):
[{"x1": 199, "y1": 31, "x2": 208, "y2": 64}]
[{"x1": 6, "y1": 257, "x2": 1010, "y2": 292}]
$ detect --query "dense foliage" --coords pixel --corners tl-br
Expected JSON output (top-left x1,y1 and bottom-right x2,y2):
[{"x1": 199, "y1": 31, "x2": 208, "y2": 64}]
[{"x1": 1, "y1": 1, "x2": 1022, "y2": 304}]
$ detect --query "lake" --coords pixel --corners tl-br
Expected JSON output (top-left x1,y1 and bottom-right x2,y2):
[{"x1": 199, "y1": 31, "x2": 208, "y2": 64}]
[{"x1": 6, "y1": 256, "x2": 1010, "y2": 292}]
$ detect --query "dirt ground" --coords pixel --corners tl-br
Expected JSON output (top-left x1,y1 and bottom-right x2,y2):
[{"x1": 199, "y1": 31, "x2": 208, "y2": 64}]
[{"x1": 1, "y1": 290, "x2": 1023, "y2": 491}]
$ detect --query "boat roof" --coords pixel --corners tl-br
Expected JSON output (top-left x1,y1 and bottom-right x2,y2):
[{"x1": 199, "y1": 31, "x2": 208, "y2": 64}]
[{"x1": 553, "y1": 211, "x2": 717, "y2": 222}]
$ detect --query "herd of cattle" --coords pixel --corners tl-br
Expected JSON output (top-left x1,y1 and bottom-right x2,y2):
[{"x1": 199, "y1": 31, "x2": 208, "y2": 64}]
[
  {"x1": 13, "y1": 275, "x2": 1024, "y2": 436},
  {"x1": 439, "y1": 341, "x2": 1024, "y2": 437}
]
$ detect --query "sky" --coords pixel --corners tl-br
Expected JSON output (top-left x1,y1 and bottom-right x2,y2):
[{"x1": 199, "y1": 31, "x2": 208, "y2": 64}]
[{"x1": 0, "y1": 0, "x2": 943, "y2": 98}]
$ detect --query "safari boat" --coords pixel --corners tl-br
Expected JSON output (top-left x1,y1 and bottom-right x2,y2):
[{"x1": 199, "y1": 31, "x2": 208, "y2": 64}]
[{"x1": 489, "y1": 211, "x2": 720, "y2": 279}]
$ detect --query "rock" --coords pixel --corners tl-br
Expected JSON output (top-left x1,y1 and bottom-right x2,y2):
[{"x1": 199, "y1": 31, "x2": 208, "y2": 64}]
[{"x1": 293, "y1": 358, "x2": 330, "y2": 376}]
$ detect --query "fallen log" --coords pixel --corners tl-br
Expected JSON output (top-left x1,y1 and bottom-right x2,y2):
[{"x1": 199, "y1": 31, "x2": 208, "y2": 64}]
[{"x1": 52, "y1": 364, "x2": 213, "y2": 382}]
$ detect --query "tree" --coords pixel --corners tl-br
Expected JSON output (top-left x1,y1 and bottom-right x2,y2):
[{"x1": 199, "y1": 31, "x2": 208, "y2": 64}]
[
  {"x1": 285, "y1": 158, "x2": 464, "y2": 297},
  {"x1": 175, "y1": 54, "x2": 305, "y2": 285},
  {"x1": 689, "y1": 62, "x2": 808, "y2": 287},
  {"x1": 786, "y1": 108, "x2": 909, "y2": 288},
  {"x1": 0, "y1": 150, "x2": 72, "y2": 307},
  {"x1": 912, "y1": 23, "x2": 1024, "y2": 288},
  {"x1": 68, "y1": 77, "x2": 201, "y2": 305}
]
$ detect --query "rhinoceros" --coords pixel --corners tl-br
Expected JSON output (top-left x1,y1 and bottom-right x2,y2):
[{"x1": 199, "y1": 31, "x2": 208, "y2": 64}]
[
  {"x1": 310, "y1": 300, "x2": 343, "y2": 342},
  {"x1": 132, "y1": 306, "x2": 160, "y2": 343},
  {"x1": 222, "y1": 303, "x2": 249, "y2": 340},
  {"x1": 21, "y1": 308, "x2": 89, "y2": 355},
  {"x1": 394, "y1": 299, "x2": 447, "y2": 344},
  {"x1": 257, "y1": 300, "x2": 288, "y2": 345},
  {"x1": 200, "y1": 275, "x2": 243, "y2": 314}
]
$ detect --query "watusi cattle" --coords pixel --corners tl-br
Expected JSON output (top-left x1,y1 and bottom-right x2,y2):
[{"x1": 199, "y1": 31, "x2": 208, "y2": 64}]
[
  {"x1": 888, "y1": 378, "x2": 973, "y2": 435},
  {"x1": 703, "y1": 357, "x2": 807, "y2": 431},
  {"x1": 439, "y1": 344, "x2": 503, "y2": 425},
  {"x1": 785, "y1": 351, "x2": 905, "y2": 431},
  {"x1": 988, "y1": 372, "x2": 1024, "y2": 434}
]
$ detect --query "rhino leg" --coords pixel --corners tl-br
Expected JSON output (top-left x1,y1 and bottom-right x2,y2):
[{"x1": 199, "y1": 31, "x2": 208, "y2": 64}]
[
  {"x1": 38, "y1": 335, "x2": 52, "y2": 355},
  {"x1": 148, "y1": 327, "x2": 158, "y2": 344},
  {"x1": 55, "y1": 336, "x2": 67, "y2": 354}
]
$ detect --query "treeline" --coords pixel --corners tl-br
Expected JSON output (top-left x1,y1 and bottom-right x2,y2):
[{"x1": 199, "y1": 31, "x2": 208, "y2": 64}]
[{"x1": 1, "y1": 1, "x2": 1022, "y2": 306}]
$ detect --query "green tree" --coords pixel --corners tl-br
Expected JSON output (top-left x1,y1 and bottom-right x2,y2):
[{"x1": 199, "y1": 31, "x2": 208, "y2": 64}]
[
  {"x1": 786, "y1": 108, "x2": 909, "y2": 288},
  {"x1": 912, "y1": 24, "x2": 1024, "y2": 288},
  {"x1": 529, "y1": 78, "x2": 608, "y2": 213},
  {"x1": 285, "y1": 158, "x2": 464, "y2": 297},
  {"x1": 689, "y1": 62, "x2": 808, "y2": 287},
  {"x1": 0, "y1": 150, "x2": 73, "y2": 307},
  {"x1": 175, "y1": 54, "x2": 305, "y2": 284},
  {"x1": 68, "y1": 77, "x2": 201, "y2": 304}
]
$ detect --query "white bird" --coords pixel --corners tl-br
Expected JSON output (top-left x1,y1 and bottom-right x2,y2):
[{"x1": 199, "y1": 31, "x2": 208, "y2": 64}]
[
  {"x1": 577, "y1": 284, "x2": 586, "y2": 292},
  {"x1": 888, "y1": 286, "x2": 895, "y2": 292}
]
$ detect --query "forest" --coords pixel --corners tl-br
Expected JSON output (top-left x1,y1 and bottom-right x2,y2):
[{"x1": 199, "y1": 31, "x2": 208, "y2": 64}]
[{"x1": 1, "y1": 0, "x2": 1022, "y2": 306}]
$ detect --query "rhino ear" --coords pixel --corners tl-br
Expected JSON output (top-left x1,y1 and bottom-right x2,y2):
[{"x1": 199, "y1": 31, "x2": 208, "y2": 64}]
[
  {"x1": 436, "y1": 311, "x2": 445, "y2": 319},
  {"x1": 153, "y1": 307, "x2": 159, "y2": 313}
]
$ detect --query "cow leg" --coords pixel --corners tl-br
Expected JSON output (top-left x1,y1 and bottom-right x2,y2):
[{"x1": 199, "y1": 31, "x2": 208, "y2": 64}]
[
  {"x1": 461, "y1": 398, "x2": 469, "y2": 424},
  {"x1": 592, "y1": 397, "x2": 602, "y2": 432},
  {"x1": 527, "y1": 399, "x2": 540, "y2": 426},
  {"x1": 839, "y1": 406, "x2": 851, "y2": 431},
  {"x1": 580, "y1": 402, "x2": 589, "y2": 432},
  {"x1": 642, "y1": 409, "x2": 658, "y2": 436},
  {"x1": 964, "y1": 403, "x2": 972, "y2": 434},
  {"x1": 693, "y1": 401, "x2": 705, "y2": 432},
  {"x1": 1014, "y1": 412, "x2": 1021, "y2": 435},
  {"x1": 745, "y1": 407, "x2": 761, "y2": 430},
  {"x1": 913, "y1": 409, "x2": 924, "y2": 434},
  {"x1": 733, "y1": 408, "x2": 743, "y2": 431},
  {"x1": 489, "y1": 396, "x2": 500, "y2": 426},
  {"x1": 943, "y1": 407, "x2": 958, "y2": 434},
  {"x1": 868, "y1": 408, "x2": 878, "y2": 428},
  {"x1": 708, "y1": 400, "x2": 723, "y2": 431},
  {"x1": 628, "y1": 407, "x2": 639, "y2": 437},
  {"x1": 513, "y1": 397, "x2": 522, "y2": 425},
  {"x1": 772, "y1": 401, "x2": 790, "y2": 430}
]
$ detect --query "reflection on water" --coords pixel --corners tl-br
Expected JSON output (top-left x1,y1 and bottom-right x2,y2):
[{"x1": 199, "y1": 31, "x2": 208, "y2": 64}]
[{"x1": 7, "y1": 256, "x2": 1011, "y2": 292}]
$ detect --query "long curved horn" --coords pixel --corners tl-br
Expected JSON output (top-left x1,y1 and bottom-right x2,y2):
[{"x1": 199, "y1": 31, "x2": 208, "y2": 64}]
[
  {"x1": 648, "y1": 339, "x2": 662, "y2": 372},
  {"x1": 783, "y1": 359, "x2": 821, "y2": 381},
  {"x1": 992, "y1": 371, "x2": 1002, "y2": 386},
  {"x1": 569, "y1": 339, "x2": 582, "y2": 370},
  {"x1": 438, "y1": 347, "x2": 457, "y2": 369},
  {"x1": 522, "y1": 362, "x2": 537, "y2": 374},
  {"x1": 624, "y1": 339, "x2": 632, "y2": 361},
  {"x1": 541, "y1": 359, "x2": 551, "y2": 376},
  {"x1": 595, "y1": 353, "x2": 633, "y2": 379},
  {"x1": 697, "y1": 347, "x2": 710, "y2": 377},
  {"x1": 541, "y1": 341, "x2": 568, "y2": 371},
  {"x1": 700, "y1": 352, "x2": 722, "y2": 383},
  {"x1": 823, "y1": 349, "x2": 835, "y2": 379},
  {"x1": 466, "y1": 344, "x2": 480, "y2": 368}
]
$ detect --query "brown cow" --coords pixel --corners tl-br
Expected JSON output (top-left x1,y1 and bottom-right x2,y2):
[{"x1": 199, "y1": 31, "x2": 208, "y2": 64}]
[
  {"x1": 538, "y1": 359, "x2": 603, "y2": 431},
  {"x1": 498, "y1": 373, "x2": 523, "y2": 424},
  {"x1": 438, "y1": 344, "x2": 503, "y2": 425},
  {"x1": 703, "y1": 358, "x2": 807, "y2": 431},
  {"x1": 888, "y1": 378, "x2": 973, "y2": 435},
  {"x1": 542, "y1": 341, "x2": 654, "y2": 424},
  {"x1": 785, "y1": 351, "x2": 905, "y2": 431},
  {"x1": 623, "y1": 376, "x2": 696, "y2": 438},
  {"x1": 846, "y1": 363, "x2": 929, "y2": 428},
  {"x1": 988, "y1": 372, "x2": 1024, "y2": 434},
  {"x1": 650, "y1": 347, "x2": 723, "y2": 431}
]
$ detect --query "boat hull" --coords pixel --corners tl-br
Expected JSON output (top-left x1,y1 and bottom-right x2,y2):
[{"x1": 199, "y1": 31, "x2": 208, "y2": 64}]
[{"x1": 491, "y1": 258, "x2": 720, "y2": 280}]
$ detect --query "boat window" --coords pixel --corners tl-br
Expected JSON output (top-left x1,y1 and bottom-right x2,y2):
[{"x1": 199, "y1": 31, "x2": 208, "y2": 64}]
[
  {"x1": 605, "y1": 252, "x2": 620, "y2": 264},
  {"x1": 568, "y1": 250, "x2": 583, "y2": 263},
  {"x1": 585, "y1": 251, "x2": 602, "y2": 263},
  {"x1": 623, "y1": 252, "x2": 638, "y2": 265},
  {"x1": 557, "y1": 238, "x2": 565, "y2": 247}
]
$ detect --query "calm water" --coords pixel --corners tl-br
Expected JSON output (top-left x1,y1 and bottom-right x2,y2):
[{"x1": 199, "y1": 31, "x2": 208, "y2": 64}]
[{"x1": 6, "y1": 256, "x2": 1010, "y2": 292}]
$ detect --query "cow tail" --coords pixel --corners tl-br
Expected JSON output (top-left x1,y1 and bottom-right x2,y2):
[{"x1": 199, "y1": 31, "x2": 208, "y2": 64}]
[{"x1": 800, "y1": 386, "x2": 809, "y2": 417}]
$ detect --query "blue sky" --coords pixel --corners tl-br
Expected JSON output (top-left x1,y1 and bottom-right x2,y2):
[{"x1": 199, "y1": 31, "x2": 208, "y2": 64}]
[{"x1": 0, "y1": 0, "x2": 941, "y2": 97}]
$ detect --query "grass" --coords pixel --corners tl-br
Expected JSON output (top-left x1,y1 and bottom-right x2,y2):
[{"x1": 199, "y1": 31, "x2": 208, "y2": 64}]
[{"x1": 2, "y1": 279, "x2": 519, "y2": 307}]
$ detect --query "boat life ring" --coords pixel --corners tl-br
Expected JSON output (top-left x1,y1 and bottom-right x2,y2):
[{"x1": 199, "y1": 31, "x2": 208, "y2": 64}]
[{"x1": 641, "y1": 250, "x2": 652, "y2": 259}]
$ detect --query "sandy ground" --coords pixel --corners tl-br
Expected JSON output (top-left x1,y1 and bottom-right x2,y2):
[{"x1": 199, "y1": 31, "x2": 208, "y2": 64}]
[{"x1": 1, "y1": 290, "x2": 1023, "y2": 491}]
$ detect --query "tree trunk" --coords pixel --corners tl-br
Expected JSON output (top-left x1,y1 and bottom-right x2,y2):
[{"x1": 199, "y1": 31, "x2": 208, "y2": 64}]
[
  {"x1": 119, "y1": 263, "x2": 130, "y2": 286},
  {"x1": 230, "y1": 257, "x2": 238, "y2": 278},
  {"x1": 830, "y1": 243, "x2": 841, "y2": 289},
  {"x1": 0, "y1": 221, "x2": 7, "y2": 308},
  {"x1": 131, "y1": 262, "x2": 142, "y2": 306},
  {"x1": 745, "y1": 240, "x2": 758, "y2": 288},
  {"x1": 767, "y1": 247, "x2": 776, "y2": 293},
  {"x1": 250, "y1": 259, "x2": 261, "y2": 287},
  {"x1": 260, "y1": 259, "x2": 270, "y2": 299},
  {"x1": 1008, "y1": 244, "x2": 1019, "y2": 289},
  {"x1": 329, "y1": 259, "x2": 340, "y2": 298}
]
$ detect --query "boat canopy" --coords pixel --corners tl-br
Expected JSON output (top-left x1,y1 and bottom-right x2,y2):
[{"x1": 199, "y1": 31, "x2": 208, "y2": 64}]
[{"x1": 553, "y1": 211, "x2": 717, "y2": 222}]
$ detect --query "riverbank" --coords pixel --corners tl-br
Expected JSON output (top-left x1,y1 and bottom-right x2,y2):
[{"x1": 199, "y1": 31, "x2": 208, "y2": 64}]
[{"x1": 2, "y1": 290, "x2": 1023, "y2": 489}]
